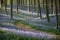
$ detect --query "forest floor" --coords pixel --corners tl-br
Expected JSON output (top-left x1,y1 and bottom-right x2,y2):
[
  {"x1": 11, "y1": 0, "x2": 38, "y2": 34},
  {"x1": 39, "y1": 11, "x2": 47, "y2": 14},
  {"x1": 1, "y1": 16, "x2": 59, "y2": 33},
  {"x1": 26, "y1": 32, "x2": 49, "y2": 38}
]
[{"x1": 0, "y1": 5, "x2": 60, "y2": 39}]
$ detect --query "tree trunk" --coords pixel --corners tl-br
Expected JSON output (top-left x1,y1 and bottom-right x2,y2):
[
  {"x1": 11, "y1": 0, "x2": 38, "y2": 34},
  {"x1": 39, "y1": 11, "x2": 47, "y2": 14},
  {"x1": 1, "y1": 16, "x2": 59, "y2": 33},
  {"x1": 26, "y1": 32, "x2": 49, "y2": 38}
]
[
  {"x1": 27, "y1": 0, "x2": 30, "y2": 12},
  {"x1": 59, "y1": 0, "x2": 60, "y2": 26},
  {"x1": 37, "y1": 0, "x2": 42, "y2": 19},
  {"x1": 55, "y1": 0, "x2": 59, "y2": 29},
  {"x1": 43, "y1": 0, "x2": 44, "y2": 8},
  {"x1": 1, "y1": 0, "x2": 4, "y2": 7},
  {"x1": 46, "y1": 0, "x2": 50, "y2": 22},
  {"x1": 18, "y1": 0, "x2": 20, "y2": 5},
  {"x1": 10, "y1": 0, "x2": 13, "y2": 19},
  {"x1": 51, "y1": 0, "x2": 53, "y2": 14},
  {"x1": 17, "y1": 0, "x2": 18, "y2": 13},
  {"x1": 4, "y1": 0, "x2": 7, "y2": 13}
]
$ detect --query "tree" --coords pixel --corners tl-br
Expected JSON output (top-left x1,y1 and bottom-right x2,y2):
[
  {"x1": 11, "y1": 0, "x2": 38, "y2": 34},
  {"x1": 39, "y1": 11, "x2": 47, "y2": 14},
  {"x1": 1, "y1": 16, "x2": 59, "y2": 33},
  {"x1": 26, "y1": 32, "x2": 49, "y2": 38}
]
[
  {"x1": 59, "y1": 0, "x2": 60, "y2": 12},
  {"x1": 1, "y1": 0, "x2": 4, "y2": 7},
  {"x1": 33, "y1": 0, "x2": 36, "y2": 8},
  {"x1": 54, "y1": 0, "x2": 59, "y2": 29},
  {"x1": 27, "y1": 0, "x2": 30, "y2": 12},
  {"x1": 51, "y1": 0, "x2": 53, "y2": 14},
  {"x1": 18, "y1": 0, "x2": 20, "y2": 5},
  {"x1": 59, "y1": 0, "x2": 60, "y2": 26},
  {"x1": 46, "y1": 0, "x2": 50, "y2": 22},
  {"x1": 43, "y1": 0, "x2": 44, "y2": 8},
  {"x1": 37, "y1": 0, "x2": 42, "y2": 19},
  {"x1": 4, "y1": 0, "x2": 7, "y2": 13},
  {"x1": 17, "y1": 0, "x2": 18, "y2": 13},
  {"x1": 32, "y1": 0, "x2": 34, "y2": 5},
  {"x1": 20, "y1": 0, "x2": 21, "y2": 6},
  {"x1": 10, "y1": 0, "x2": 13, "y2": 19}
]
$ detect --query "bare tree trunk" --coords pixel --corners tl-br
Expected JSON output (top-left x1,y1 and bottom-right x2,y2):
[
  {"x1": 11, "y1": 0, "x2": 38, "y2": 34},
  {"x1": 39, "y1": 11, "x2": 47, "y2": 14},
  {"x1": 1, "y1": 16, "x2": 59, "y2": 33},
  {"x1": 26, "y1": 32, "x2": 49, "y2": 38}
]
[
  {"x1": 46, "y1": 0, "x2": 50, "y2": 22},
  {"x1": 32, "y1": 0, "x2": 34, "y2": 6},
  {"x1": 27, "y1": 0, "x2": 30, "y2": 12},
  {"x1": 1, "y1": 0, "x2": 4, "y2": 7},
  {"x1": 43, "y1": 0, "x2": 44, "y2": 8},
  {"x1": 4, "y1": 0, "x2": 7, "y2": 14},
  {"x1": 34, "y1": 0, "x2": 36, "y2": 8},
  {"x1": 30, "y1": 0, "x2": 32, "y2": 5},
  {"x1": 55, "y1": 0, "x2": 59, "y2": 29},
  {"x1": 22, "y1": 0, "x2": 23, "y2": 6},
  {"x1": 26, "y1": 0, "x2": 27, "y2": 6},
  {"x1": 23, "y1": 0, "x2": 24, "y2": 6},
  {"x1": 24, "y1": 0, "x2": 25, "y2": 6},
  {"x1": 59, "y1": 0, "x2": 60, "y2": 13},
  {"x1": 20, "y1": 0, "x2": 21, "y2": 6},
  {"x1": 23, "y1": 0, "x2": 24, "y2": 9},
  {"x1": 10, "y1": 0, "x2": 13, "y2": 19},
  {"x1": 0, "y1": 0, "x2": 1, "y2": 7},
  {"x1": 18, "y1": 0, "x2": 20, "y2": 5},
  {"x1": 37, "y1": 0, "x2": 42, "y2": 19},
  {"x1": 17, "y1": 0, "x2": 18, "y2": 13},
  {"x1": 59, "y1": 0, "x2": 60, "y2": 27},
  {"x1": 20, "y1": 0, "x2": 22, "y2": 6},
  {"x1": 51, "y1": 0, "x2": 53, "y2": 14}
]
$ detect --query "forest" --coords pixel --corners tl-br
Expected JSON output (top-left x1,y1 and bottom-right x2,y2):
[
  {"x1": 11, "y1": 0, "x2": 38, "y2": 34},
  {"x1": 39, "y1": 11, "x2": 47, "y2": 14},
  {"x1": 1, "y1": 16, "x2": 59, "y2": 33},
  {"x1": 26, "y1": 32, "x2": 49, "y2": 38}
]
[{"x1": 0, "y1": 0, "x2": 60, "y2": 40}]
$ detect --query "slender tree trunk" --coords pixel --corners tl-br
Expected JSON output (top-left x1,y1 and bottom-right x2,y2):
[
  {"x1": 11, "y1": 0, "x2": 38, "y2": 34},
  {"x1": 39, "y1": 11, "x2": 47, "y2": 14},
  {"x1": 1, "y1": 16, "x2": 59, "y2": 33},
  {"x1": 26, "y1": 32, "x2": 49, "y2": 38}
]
[
  {"x1": 59, "y1": 0, "x2": 60, "y2": 12},
  {"x1": 26, "y1": 0, "x2": 27, "y2": 6},
  {"x1": 59, "y1": 0, "x2": 60, "y2": 26},
  {"x1": 20, "y1": 0, "x2": 21, "y2": 6},
  {"x1": 46, "y1": 0, "x2": 50, "y2": 22},
  {"x1": 23, "y1": 0, "x2": 24, "y2": 5},
  {"x1": 37, "y1": 0, "x2": 42, "y2": 19},
  {"x1": 34, "y1": 0, "x2": 36, "y2": 8},
  {"x1": 24, "y1": 0, "x2": 26, "y2": 6},
  {"x1": 19, "y1": 0, "x2": 20, "y2": 6},
  {"x1": 4, "y1": 0, "x2": 7, "y2": 14},
  {"x1": 22, "y1": 0, "x2": 23, "y2": 6},
  {"x1": 43, "y1": 0, "x2": 44, "y2": 8},
  {"x1": 17, "y1": 0, "x2": 18, "y2": 13},
  {"x1": 34, "y1": 0, "x2": 36, "y2": 6},
  {"x1": 33, "y1": 0, "x2": 34, "y2": 6},
  {"x1": 23, "y1": 0, "x2": 24, "y2": 9},
  {"x1": 55, "y1": 0, "x2": 59, "y2": 29},
  {"x1": 31, "y1": 0, "x2": 32, "y2": 5},
  {"x1": 10, "y1": 0, "x2": 13, "y2": 19},
  {"x1": 21, "y1": 0, "x2": 22, "y2": 6},
  {"x1": 51, "y1": 0, "x2": 53, "y2": 14},
  {"x1": 18, "y1": 0, "x2": 20, "y2": 5},
  {"x1": 0, "y1": 0, "x2": 1, "y2": 7},
  {"x1": 1, "y1": 0, "x2": 4, "y2": 7},
  {"x1": 27, "y1": 0, "x2": 30, "y2": 12}
]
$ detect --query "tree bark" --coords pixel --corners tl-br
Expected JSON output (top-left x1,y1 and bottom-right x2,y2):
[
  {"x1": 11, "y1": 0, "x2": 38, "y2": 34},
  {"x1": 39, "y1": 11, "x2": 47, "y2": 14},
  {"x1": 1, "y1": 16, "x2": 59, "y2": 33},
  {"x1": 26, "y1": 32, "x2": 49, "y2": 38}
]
[
  {"x1": 1, "y1": 0, "x2": 4, "y2": 7},
  {"x1": 17, "y1": 0, "x2": 18, "y2": 13},
  {"x1": 55, "y1": 0, "x2": 59, "y2": 29},
  {"x1": 46, "y1": 0, "x2": 50, "y2": 22},
  {"x1": 51, "y1": 0, "x2": 53, "y2": 14},
  {"x1": 4, "y1": 0, "x2": 7, "y2": 13},
  {"x1": 27, "y1": 0, "x2": 30, "y2": 12},
  {"x1": 43, "y1": 0, "x2": 44, "y2": 8},
  {"x1": 37, "y1": 0, "x2": 42, "y2": 19},
  {"x1": 10, "y1": 0, "x2": 13, "y2": 19}
]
